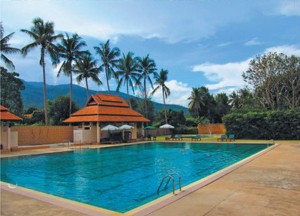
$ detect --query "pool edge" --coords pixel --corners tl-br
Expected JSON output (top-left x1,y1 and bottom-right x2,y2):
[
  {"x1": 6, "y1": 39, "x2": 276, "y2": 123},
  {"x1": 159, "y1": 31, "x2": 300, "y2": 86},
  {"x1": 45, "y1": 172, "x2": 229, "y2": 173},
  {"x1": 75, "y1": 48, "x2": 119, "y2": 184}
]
[{"x1": 126, "y1": 143, "x2": 278, "y2": 216}]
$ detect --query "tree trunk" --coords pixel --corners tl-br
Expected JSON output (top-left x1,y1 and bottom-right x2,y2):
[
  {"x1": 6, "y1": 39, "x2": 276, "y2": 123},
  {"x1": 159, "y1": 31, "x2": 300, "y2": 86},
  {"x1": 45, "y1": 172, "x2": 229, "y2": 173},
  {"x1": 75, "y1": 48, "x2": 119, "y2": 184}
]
[
  {"x1": 105, "y1": 65, "x2": 110, "y2": 94},
  {"x1": 144, "y1": 77, "x2": 148, "y2": 119},
  {"x1": 85, "y1": 77, "x2": 89, "y2": 100},
  {"x1": 127, "y1": 81, "x2": 131, "y2": 109},
  {"x1": 69, "y1": 68, "x2": 73, "y2": 117},
  {"x1": 162, "y1": 88, "x2": 168, "y2": 124},
  {"x1": 41, "y1": 49, "x2": 48, "y2": 125}
]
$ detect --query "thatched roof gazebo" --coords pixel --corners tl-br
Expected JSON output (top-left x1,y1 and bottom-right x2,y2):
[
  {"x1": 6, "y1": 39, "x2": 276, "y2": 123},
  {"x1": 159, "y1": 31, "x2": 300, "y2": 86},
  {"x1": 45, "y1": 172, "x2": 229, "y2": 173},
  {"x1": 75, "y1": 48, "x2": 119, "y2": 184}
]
[
  {"x1": 0, "y1": 105, "x2": 22, "y2": 151},
  {"x1": 64, "y1": 94, "x2": 149, "y2": 143}
]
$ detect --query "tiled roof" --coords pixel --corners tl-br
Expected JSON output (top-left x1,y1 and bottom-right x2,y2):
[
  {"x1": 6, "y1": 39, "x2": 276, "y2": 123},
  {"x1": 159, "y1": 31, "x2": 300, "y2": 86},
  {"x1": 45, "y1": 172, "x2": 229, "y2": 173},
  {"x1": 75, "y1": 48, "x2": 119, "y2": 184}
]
[
  {"x1": 64, "y1": 94, "x2": 150, "y2": 123},
  {"x1": 0, "y1": 105, "x2": 22, "y2": 121},
  {"x1": 87, "y1": 94, "x2": 129, "y2": 107}
]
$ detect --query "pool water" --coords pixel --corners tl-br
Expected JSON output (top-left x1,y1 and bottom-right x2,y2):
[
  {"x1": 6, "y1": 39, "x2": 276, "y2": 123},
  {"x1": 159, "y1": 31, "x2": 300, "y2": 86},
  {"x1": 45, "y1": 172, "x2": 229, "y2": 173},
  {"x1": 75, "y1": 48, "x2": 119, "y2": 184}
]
[{"x1": 1, "y1": 143, "x2": 270, "y2": 213}]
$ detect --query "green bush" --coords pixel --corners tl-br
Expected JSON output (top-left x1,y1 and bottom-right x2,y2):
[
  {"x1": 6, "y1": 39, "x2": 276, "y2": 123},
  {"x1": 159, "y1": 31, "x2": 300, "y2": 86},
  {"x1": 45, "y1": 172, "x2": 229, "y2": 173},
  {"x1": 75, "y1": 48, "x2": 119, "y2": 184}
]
[{"x1": 223, "y1": 109, "x2": 300, "y2": 140}]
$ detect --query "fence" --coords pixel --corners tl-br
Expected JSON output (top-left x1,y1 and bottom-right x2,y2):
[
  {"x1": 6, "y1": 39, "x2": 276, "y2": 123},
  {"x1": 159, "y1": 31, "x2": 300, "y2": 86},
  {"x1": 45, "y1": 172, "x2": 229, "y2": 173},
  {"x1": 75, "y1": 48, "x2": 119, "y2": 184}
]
[
  {"x1": 197, "y1": 123, "x2": 226, "y2": 134},
  {"x1": 12, "y1": 126, "x2": 73, "y2": 146}
]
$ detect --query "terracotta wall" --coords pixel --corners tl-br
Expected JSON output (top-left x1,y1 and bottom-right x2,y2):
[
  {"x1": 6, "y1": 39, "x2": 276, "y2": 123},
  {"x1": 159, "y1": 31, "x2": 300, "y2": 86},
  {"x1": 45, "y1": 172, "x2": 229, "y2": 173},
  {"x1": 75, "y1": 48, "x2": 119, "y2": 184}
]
[
  {"x1": 198, "y1": 124, "x2": 226, "y2": 134},
  {"x1": 12, "y1": 126, "x2": 73, "y2": 145}
]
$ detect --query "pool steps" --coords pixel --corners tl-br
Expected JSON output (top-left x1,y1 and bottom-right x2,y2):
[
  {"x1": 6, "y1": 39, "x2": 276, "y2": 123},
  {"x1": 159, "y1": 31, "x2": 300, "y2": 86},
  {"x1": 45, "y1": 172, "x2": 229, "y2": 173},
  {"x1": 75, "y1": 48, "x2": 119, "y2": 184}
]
[{"x1": 157, "y1": 173, "x2": 182, "y2": 195}]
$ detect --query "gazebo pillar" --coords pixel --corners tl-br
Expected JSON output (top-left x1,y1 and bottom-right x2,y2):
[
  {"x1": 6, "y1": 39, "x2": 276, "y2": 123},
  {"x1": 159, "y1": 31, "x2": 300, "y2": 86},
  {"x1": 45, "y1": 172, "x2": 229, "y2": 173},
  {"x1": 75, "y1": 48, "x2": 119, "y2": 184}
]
[
  {"x1": 97, "y1": 122, "x2": 100, "y2": 143},
  {"x1": 7, "y1": 124, "x2": 11, "y2": 151}
]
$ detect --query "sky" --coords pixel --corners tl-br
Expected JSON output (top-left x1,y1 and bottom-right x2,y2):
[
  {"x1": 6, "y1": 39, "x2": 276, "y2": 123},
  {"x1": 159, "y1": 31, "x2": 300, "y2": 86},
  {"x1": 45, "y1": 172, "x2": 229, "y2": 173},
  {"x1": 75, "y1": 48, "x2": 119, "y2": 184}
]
[{"x1": 1, "y1": 0, "x2": 300, "y2": 107}]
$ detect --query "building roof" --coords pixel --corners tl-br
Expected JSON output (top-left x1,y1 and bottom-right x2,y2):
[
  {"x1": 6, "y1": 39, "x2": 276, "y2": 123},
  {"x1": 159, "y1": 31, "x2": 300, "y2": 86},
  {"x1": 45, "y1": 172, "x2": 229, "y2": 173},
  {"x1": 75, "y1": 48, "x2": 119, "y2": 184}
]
[
  {"x1": 0, "y1": 105, "x2": 23, "y2": 121},
  {"x1": 64, "y1": 94, "x2": 150, "y2": 123}
]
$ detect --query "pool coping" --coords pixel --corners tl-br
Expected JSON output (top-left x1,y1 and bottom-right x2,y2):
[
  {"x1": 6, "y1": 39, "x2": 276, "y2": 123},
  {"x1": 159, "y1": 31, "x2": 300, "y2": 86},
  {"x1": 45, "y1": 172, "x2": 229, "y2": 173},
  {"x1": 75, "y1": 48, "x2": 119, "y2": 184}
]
[{"x1": 0, "y1": 142, "x2": 278, "y2": 216}]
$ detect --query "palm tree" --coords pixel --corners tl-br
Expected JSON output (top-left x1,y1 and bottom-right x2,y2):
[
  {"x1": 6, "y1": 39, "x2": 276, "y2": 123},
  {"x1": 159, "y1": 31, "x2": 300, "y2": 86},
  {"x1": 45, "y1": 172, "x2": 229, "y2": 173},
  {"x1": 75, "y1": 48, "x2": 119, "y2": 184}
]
[
  {"x1": 0, "y1": 23, "x2": 20, "y2": 69},
  {"x1": 74, "y1": 52, "x2": 102, "y2": 100},
  {"x1": 136, "y1": 55, "x2": 157, "y2": 118},
  {"x1": 151, "y1": 69, "x2": 170, "y2": 124},
  {"x1": 57, "y1": 33, "x2": 87, "y2": 117},
  {"x1": 94, "y1": 40, "x2": 120, "y2": 94},
  {"x1": 116, "y1": 52, "x2": 141, "y2": 108},
  {"x1": 21, "y1": 17, "x2": 63, "y2": 125},
  {"x1": 188, "y1": 87, "x2": 205, "y2": 119}
]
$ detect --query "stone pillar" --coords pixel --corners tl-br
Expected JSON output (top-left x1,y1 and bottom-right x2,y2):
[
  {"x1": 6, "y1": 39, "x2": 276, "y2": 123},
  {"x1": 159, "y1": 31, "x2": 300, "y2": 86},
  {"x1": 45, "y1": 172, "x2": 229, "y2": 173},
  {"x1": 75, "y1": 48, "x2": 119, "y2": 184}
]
[{"x1": 97, "y1": 122, "x2": 100, "y2": 143}]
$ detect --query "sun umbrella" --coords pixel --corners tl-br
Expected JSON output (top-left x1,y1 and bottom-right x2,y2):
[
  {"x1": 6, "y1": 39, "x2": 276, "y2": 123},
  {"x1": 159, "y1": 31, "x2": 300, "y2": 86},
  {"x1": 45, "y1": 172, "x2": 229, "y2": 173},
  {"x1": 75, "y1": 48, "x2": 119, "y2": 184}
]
[
  {"x1": 101, "y1": 124, "x2": 119, "y2": 131},
  {"x1": 144, "y1": 125, "x2": 156, "y2": 129},
  {"x1": 159, "y1": 124, "x2": 175, "y2": 129},
  {"x1": 119, "y1": 124, "x2": 134, "y2": 130}
]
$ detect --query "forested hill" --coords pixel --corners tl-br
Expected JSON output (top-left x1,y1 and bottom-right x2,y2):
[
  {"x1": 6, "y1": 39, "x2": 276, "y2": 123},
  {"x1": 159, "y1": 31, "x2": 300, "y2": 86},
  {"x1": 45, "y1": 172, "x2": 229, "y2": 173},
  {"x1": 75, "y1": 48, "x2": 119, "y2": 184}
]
[{"x1": 21, "y1": 81, "x2": 189, "y2": 114}]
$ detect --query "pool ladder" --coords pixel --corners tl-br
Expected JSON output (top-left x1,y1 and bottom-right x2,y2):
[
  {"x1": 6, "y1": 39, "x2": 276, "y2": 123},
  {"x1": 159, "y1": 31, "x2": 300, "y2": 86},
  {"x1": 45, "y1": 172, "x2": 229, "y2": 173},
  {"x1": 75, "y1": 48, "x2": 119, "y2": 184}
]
[{"x1": 157, "y1": 173, "x2": 182, "y2": 195}]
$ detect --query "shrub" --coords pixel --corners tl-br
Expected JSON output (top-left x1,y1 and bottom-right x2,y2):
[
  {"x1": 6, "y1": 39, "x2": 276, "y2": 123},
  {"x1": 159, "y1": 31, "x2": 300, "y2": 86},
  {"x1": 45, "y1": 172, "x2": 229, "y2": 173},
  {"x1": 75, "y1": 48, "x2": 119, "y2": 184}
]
[{"x1": 223, "y1": 109, "x2": 300, "y2": 140}]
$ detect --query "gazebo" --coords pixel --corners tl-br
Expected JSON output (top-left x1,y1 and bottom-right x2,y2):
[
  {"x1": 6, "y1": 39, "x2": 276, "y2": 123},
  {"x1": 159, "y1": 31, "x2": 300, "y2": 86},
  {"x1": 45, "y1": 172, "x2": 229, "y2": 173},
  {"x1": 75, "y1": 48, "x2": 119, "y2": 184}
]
[
  {"x1": 0, "y1": 105, "x2": 22, "y2": 151},
  {"x1": 64, "y1": 94, "x2": 150, "y2": 144}
]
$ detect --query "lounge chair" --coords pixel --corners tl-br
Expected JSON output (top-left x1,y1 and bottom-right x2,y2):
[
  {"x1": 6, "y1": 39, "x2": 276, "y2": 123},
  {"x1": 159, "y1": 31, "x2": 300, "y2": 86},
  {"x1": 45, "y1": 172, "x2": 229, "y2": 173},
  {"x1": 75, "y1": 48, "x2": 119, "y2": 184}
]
[
  {"x1": 191, "y1": 134, "x2": 201, "y2": 141},
  {"x1": 218, "y1": 134, "x2": 227, "y2": 142},
  {"x1": 228, "y1": 134, "x2": 235, "y2": 141}
]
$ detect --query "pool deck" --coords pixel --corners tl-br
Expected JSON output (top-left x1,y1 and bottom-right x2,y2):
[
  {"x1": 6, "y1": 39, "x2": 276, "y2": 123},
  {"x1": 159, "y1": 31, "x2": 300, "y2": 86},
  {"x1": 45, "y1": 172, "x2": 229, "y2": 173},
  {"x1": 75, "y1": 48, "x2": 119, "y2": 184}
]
[{"x1": 1, "y1": 141, "x2": 300, "y2": 216}]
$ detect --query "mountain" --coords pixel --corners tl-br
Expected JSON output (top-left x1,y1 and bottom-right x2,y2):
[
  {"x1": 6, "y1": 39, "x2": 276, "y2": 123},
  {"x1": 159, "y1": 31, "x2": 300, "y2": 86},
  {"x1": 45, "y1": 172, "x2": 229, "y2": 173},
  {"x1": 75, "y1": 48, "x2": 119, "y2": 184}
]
[{"x1": 21, "y1": 81, "x2": 189, "y2": 114}]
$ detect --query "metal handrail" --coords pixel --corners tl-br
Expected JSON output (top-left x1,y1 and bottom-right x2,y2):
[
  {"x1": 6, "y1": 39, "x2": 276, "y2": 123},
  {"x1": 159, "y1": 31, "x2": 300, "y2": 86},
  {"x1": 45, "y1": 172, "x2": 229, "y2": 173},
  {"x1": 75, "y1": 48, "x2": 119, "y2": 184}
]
[{"x1": 157, "y1": 173, "x2": 182, "y2": 195}]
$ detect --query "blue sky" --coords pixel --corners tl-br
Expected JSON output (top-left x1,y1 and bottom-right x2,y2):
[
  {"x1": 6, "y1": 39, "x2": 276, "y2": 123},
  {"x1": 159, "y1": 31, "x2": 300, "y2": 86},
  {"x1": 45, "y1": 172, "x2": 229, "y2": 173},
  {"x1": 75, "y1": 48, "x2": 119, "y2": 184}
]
[{"x1": 1, "y1": 0, "x2": 300, "y2": 107}]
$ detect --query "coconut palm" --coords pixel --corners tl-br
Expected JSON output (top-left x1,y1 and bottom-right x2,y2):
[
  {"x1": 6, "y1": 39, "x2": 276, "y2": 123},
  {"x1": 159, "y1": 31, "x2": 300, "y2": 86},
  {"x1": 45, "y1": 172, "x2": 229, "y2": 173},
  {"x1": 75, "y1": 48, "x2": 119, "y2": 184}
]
[
  {"x1": 74, "y1": 52, "x2": 102, "y2": 100},
  {"x1": 57, "y1": 33, "x2": 87, "y2": 117},
  {"x1": 0, "y1": 23, "x2": 20, "y2": 69},
  {"x1": 136, "y1": 54, "x2": 157, "y2": 118},
  {"x1": 151, "y1": 69, "x2": 170, "y2": 124},
  {"x1": 21, "y1": 17, "x2": 63, "y2": 125},
  {"x1": 116, "y1": 52, "x2": 141, "y2": 108},
  {"x1": 188, "y1": 87, "x2": 205, "y2": 119},
  {"x1": 94, "y1": 40, "x2": 120, "y2": 94}
]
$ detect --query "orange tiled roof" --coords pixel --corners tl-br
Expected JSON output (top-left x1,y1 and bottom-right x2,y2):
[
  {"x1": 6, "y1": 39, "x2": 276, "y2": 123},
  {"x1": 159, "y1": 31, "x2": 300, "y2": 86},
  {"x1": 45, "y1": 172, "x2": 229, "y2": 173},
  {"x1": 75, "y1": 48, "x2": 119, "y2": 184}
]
[
  {"x1": 0, "y1": 105, "x2": 22, "y2": 121},
  {"x1": 64, "y1": 94, "x2": 150, "y2": 123}
]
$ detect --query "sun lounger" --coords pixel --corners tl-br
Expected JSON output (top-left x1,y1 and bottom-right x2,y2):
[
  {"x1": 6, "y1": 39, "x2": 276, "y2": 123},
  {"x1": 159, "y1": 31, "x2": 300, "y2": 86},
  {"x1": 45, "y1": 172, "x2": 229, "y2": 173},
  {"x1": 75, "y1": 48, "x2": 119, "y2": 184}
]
[
  {"x1": 217, "y1": 134, "x2": 227, "y2": 141},
  {"x1": 228, "y1": 134, "x2": 235, "y2": 141},
  {"x1": 191, "y1": 135, "x2": 201, "y2": 141}
]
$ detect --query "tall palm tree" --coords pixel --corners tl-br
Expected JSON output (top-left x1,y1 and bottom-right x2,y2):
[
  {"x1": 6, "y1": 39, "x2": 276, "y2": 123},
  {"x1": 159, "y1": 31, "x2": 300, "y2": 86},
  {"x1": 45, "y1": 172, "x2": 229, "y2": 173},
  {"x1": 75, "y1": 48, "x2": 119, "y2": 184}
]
[
  {"x1": 188, "y1": 87, "x2": 205, "y2": 119},
  {"x1": 0, "y1": 23, "x2": 20, "y2": 69},
  {"x1": 94, "y1": 40, "x2": 120, "y2": 94},
  {"x1": 136, "y1": 54, "x2": 157, "y2": 118},
  {"x1": 57, "y1": 33, "x2": 87, "y2": 117},
  {"x1": 116, "y1": 52, "x2": 141, "y2": 108},
  {"x1": 21, "y1": 17, "x2": 63, "y2": 125},
  {"x1": 151, "y1": 69, "x2": 170, "y2": 124},
  {"x1": 74, "y1": 52, "x2": 102, "y2": 100}
]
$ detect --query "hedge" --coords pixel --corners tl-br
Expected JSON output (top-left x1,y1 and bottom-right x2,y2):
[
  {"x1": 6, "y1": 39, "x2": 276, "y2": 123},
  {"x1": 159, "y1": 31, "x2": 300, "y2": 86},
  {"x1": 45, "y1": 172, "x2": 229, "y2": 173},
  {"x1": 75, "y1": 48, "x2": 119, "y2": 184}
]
[{"x1": 223, "y1": 109, "x2": 300, "y2": 140}]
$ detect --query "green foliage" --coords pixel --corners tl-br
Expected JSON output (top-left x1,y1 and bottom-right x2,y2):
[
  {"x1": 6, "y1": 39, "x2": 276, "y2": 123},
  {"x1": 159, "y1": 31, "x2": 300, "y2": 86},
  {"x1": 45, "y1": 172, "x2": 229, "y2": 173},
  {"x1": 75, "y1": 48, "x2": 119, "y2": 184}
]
[
  {"x1": 48, "y1": 96, "x2": 78, "y2": 125},
  {"x1": 223, "y1": 109, "x2": 300, "y2": 140},
  {"x1": 155, "y1": 109, "x2": 186, "y2": 127},
  {"x1": 129, "y1": 97, "x2": 155, "y2": 122},
  {"x1": 0, "y1": 67, "x2": 25, "y2": 116},
  {"x1": 243, "y1": 52, "x2": 300, "y2": 109}
]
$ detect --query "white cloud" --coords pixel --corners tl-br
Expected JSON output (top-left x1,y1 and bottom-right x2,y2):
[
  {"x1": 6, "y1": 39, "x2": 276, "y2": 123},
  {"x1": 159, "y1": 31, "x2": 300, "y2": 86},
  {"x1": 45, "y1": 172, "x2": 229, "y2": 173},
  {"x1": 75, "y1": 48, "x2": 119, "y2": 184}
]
[
  {"x1": 245, "y1": 37, "x2": 262, "y2": 46},
  {"x1": 192, "y1": 60, "x2": 250, "y2": 90},
  {"x1": 151, "y1": 80, "x2": 192, "y2": 107},
  {"x1": 277, "y1": 0, "x2": 300, "y2": 16},
  {"x1": 265, "y1": 45, "x2": 300, "y2": 56},
  {"x1": 192, "y1": 44, "x2": 300, "y2": 93}
]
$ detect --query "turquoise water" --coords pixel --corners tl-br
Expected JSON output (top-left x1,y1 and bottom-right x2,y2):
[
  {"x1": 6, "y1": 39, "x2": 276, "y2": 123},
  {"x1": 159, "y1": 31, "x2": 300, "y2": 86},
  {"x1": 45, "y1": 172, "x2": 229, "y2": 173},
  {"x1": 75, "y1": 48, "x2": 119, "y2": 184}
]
[{"x1": 1, "y1": 143, "x2": 269, "y2": 212}]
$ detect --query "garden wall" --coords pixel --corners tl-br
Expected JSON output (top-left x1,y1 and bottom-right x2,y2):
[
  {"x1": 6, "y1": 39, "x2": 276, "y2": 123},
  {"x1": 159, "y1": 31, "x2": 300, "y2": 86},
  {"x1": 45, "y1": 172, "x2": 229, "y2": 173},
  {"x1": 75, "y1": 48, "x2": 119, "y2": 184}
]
[
  {"x1": 12, "y1": 126, "x2": 73, "y2": 145},
  {"x1": 197, "y1": 123, "x2": 226, "y2": 134}
]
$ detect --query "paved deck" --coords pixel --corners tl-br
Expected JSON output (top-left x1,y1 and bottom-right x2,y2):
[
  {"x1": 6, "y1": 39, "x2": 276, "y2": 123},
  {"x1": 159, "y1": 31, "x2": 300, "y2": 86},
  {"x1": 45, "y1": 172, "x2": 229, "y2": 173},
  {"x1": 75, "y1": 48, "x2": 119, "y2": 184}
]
[{"x1": 1, "y1": 141, "x2": 300, "y2": 216}]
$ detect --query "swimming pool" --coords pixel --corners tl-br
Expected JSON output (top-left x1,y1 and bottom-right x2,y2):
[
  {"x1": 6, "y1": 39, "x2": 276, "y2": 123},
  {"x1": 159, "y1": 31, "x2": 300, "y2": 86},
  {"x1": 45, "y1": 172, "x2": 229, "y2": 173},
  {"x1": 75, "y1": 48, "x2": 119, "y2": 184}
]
[{"x1": 1, "y1": 142, "x2": 270, "y2": 213}]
